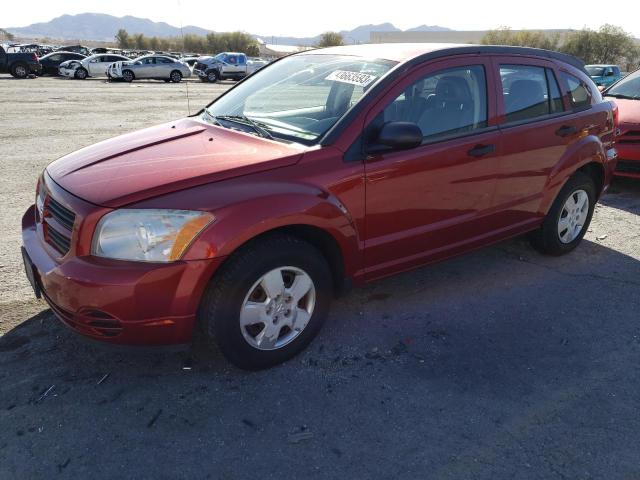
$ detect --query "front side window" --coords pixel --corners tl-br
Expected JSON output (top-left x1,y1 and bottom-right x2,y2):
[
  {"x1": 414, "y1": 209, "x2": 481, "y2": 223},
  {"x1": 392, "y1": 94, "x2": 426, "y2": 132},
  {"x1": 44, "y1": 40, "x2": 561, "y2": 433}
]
[
  {"x1": 500, "y1": 65, "x2": 561, "y2": 123},
  {"x1": 561, "y1": 72, "x2": 592, "y2": 110},
  {"x1": 381, "y1": 65, "x2": 487, "y2": 140},
  {"x1": 206, "y1": 54, "x2": 395, "y2": 144}
]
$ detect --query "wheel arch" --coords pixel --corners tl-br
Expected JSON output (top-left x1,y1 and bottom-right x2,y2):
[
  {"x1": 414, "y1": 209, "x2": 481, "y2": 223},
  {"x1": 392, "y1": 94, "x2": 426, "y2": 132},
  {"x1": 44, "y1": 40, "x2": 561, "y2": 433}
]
[
  {"x1": 540, "y1": 136, "x2": 608, "y2": 214},
  {"x1": 181, "y1": 192, "x2": 360, "y2": 296}
]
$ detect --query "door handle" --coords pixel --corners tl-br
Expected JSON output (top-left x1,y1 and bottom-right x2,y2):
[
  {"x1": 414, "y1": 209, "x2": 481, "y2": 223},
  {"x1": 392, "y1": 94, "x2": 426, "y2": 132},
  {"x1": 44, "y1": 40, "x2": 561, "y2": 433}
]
[
  {"x1": 467, "y1": 144, "x2": 495, "y2": 158},
  {"x1": 555, "y1": 125, "x2": 577, "y2": 137}
]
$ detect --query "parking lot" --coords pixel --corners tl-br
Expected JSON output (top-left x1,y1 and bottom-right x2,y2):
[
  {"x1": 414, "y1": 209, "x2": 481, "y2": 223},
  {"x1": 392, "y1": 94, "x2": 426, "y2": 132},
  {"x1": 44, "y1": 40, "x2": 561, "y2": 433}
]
[{"x1": 1, "y1": 75, "x2": 640, "y2": 478}]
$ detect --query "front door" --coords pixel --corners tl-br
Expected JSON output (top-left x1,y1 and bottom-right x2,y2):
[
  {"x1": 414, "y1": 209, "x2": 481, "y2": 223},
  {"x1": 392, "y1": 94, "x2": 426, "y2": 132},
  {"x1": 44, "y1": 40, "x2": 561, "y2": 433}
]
[{"x1": 362, "y1": 57, "x2": 502, "y2": 279}]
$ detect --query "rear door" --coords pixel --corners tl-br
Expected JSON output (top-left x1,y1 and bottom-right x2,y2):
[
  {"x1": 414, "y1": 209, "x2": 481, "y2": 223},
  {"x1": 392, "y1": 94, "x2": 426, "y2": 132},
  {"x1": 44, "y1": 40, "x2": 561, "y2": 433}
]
[
  {"x1": 490, "y1": 56, "x2": 570, "y2": 226},
  {"x1": 362, "y1": 57, "x2": 503, "y2": 277}
]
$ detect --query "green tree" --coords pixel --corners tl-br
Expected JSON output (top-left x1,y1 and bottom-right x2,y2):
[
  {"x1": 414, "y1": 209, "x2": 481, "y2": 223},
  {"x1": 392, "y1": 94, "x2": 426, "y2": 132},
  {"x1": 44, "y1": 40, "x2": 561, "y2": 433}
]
[
  {"x1": 115, "y1": 28, "x2": 130, "y2": 48},
  {"x1": 561, "y1": 24, "x2": 638, "y2": 64},
  {"x1": 481, "y1": 27, "x2": 560, "y2": 50},
  {"x1": 317, "y1": 32, "x2": 344, "y2": 48}
]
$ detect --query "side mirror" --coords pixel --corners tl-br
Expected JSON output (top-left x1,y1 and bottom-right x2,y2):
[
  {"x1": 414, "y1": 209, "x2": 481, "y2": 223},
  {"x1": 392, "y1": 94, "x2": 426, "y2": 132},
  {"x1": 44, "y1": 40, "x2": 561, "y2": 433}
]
[
  {"x1": 605, "y1": 70, "x2": 614, "y2": 77},
  {"x1": 368, "y1": 121, "x2": 423, "y2": 153}
]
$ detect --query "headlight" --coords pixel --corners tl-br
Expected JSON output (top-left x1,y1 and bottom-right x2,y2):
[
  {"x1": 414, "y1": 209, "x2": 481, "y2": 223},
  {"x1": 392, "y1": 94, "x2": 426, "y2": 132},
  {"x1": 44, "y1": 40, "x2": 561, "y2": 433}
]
[{"x1": 92, "y1": 209, "x2": 214, "y2": 262}]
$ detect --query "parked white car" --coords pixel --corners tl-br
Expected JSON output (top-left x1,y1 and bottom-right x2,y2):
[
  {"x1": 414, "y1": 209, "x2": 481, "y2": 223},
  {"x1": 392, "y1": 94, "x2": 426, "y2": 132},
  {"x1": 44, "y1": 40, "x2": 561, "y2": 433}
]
[{"x1": 59, "y1": 53, "x2": 130, "y2": 79}]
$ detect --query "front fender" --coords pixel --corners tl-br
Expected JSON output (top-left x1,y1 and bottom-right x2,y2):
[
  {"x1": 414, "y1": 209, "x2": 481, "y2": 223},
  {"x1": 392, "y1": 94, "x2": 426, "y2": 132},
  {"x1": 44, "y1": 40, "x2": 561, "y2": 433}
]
[{"x1": 173, "y1": 180, "x2": 361, "y2": 278}]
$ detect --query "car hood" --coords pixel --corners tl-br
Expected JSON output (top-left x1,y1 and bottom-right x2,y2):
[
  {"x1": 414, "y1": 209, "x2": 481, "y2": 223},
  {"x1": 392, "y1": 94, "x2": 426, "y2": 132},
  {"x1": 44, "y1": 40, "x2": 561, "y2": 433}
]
[
  {"x1": 612, "y1": 98, "x2": 640, "y2": 125},
  {"x1": 47, "y1": 118, "x2": 305, "y2": 208}
]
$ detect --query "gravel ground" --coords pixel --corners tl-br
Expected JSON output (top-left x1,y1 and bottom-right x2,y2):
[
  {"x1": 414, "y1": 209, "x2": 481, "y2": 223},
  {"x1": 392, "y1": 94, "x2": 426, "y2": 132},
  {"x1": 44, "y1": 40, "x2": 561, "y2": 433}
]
[{"x1": 1, "y1": 75, "x2": 640, "y2": 479}]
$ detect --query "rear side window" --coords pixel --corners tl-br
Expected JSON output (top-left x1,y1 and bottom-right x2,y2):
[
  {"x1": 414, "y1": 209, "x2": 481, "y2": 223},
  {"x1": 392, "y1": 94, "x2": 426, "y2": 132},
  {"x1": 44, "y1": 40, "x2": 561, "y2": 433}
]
[
  {"x1": 500, "y1": 65, "x2": 563, "y2": 123},
  {"x1": 560, "y1": 72, "x2": 592, "y2": 110},
  {"x1": 382, "y1": 65, "x2": 488, "y2": 140}
]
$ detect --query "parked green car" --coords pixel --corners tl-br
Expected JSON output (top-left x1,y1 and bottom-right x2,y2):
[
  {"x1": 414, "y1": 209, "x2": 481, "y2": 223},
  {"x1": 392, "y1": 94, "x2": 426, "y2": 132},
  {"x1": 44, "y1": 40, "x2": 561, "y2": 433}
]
[{"x1": 585, "y1": 64, "x2": 622, "y2": 87}]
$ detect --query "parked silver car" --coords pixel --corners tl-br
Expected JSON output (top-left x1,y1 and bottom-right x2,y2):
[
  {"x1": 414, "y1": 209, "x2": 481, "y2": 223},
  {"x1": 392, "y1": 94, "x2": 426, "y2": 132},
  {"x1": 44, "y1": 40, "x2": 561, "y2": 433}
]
[{"x1": 107, "y1": 55, "x2": 191, "y2": 83}]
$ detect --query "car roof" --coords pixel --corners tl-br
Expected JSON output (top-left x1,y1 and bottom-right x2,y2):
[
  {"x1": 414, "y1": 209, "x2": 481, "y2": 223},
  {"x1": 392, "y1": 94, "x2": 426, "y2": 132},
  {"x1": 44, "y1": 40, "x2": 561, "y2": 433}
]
[{"x1": 302, "y1": 43, "x2": 585, "y2": 70}]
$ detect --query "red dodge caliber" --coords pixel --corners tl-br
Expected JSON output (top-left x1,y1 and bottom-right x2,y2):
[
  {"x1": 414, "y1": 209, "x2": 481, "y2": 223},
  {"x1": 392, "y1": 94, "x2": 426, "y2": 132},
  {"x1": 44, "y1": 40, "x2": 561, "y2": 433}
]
[{"x1": 22, "y1": 44, "x2": 618, "y2": 369}]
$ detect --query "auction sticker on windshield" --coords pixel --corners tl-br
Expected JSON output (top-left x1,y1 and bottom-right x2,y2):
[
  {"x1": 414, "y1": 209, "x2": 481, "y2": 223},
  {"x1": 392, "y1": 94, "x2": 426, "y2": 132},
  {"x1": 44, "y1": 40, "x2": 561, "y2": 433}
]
[{"x1": 325, "y1": 70, "x2": 377, "y2": 87}]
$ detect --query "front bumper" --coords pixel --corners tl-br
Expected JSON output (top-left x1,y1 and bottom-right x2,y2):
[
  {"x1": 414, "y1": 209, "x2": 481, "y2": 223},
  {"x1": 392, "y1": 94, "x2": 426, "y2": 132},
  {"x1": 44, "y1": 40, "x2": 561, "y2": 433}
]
[
  {"x1": 58, "y1": 68, "x2": 76, "y2": 78},
  {"x1": 22, "y1": 204, "x2": 225, "y2": 345},
  {"x1": 615, "y1": 144, "x2": 640, "y2": 179}
]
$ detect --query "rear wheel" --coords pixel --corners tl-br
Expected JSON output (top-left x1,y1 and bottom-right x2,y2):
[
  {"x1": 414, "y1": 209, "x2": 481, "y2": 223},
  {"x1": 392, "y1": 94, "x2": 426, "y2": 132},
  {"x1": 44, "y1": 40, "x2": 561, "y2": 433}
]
[
  {"x1": 169, "y1": 70, "x2": 182, "y2": 83},
  {"x1": 74, "y1": 67, "x2": 88, "y2": 79},
  {"x1": 198, "y1": 234, "x2": 332, "y2": 370},
  {"x1": 10, "y1": 63, "x2": 28, "y2": 78},
  {"x1": 122, "y1": 70, "x2": 134, "y2": 83},
  {"x1": 529, "y1": 171, "x2": 596, "y2": 255}
]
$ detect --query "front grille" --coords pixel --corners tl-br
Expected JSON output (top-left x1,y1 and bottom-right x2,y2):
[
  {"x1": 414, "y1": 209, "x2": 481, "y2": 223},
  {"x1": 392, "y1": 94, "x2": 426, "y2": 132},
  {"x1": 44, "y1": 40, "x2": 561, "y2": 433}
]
[
  {"x1": 48, "y1": 196, "x2": 75, "y2": 230},
  {"x1": 42, "y1": 192, "x2": 75, "y2": 256},
  {"x1": 194, "y1": 62, "x2": 206, "y2": 71},
  {"x1": 46, "y1": 224, "x2": 71, "y2": 254},
  {"x1": 615, "y1": 160, "x2": 640, "y2": 174}
]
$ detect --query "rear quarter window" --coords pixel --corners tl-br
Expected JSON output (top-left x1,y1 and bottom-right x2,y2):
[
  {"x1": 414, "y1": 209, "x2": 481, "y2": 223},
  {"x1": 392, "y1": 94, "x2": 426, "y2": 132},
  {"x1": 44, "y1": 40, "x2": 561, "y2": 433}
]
[{"x1": 560, "y1": 72, "x2": 593, "y2": 110}]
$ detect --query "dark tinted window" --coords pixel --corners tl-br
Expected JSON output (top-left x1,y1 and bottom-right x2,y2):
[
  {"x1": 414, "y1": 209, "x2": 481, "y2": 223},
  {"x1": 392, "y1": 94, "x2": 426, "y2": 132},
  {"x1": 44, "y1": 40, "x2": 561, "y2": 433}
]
[
  {"x1": 500, "y1": 65, "x2": 555, "y2": 122},
  {"x1": 561, "y1": 72, "x2": 592, "y2": 110},
  {"x1": 157, "y1": 57, "x2": 173, "y2": 64},
  {"x1": 382, "y1": 65, "x2": 487, "y2": 140}
]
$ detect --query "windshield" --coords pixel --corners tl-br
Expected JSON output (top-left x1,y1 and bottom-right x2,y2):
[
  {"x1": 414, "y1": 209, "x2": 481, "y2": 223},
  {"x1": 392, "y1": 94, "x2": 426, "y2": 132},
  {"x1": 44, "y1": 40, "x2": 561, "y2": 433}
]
[
  {"x1": 586, "y1": 66, "x2": 605, "y2": 76},
  {"x1": 205, "y1": 54, "x2": 395, "y2": 144},
  {"x1": 605, "y1": 70, "x2": 640, "y2": 99}
]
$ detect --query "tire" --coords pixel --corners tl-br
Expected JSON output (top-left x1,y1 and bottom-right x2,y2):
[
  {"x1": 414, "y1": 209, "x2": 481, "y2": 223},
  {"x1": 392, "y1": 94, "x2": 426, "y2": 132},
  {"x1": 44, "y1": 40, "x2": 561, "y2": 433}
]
[
  {"x1": 169, "y1": 70, "x2": 182, "y2": 83},
  {"x1": 122, "y1": 70, "x2": 134, "y2": 83},
  {"x1": 10, "y1": 63, "x2": 28, "y2": 79},
  {"x1": 198, "y1": 234, "x2": 333, "y2": 370},
  {"x1": 529, "y1": 171, "x2": 596, "y2": 255},
  {"x1": 206, "y1": 70, "x2": 219, "y2": 83},
  {"x1": 74, "y1": 67, "x2": 88, "y2": 80}
]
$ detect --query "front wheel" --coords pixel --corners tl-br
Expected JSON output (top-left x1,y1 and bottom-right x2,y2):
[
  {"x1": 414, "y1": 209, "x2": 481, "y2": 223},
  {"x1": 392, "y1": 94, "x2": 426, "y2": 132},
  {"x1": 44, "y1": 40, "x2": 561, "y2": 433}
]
[
  {"x1": 198, "y1": 234, "x2": 332, "y2": 370},
  {"x1": 169, "y1": 70, "x2": 182, "y2": 83},
  {"x1": 206, "y1": 70, "x2": 219, "y2": 83},
  {"x1": 529, "y1": 171, "x2": 596, "y2": 255},
  {"x1": 122, "y1": 70, "x2": 134, "y2": 83},
  {"x1": 74, "y1": 67, "x2": 88, "y2": 79}
]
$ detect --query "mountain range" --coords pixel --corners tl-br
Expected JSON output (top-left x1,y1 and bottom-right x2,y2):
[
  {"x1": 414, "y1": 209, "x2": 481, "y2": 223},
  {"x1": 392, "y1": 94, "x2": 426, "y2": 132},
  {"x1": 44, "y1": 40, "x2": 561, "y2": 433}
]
[{"x1": 5, "y1": 13, "x2": 451, "y2": 45}]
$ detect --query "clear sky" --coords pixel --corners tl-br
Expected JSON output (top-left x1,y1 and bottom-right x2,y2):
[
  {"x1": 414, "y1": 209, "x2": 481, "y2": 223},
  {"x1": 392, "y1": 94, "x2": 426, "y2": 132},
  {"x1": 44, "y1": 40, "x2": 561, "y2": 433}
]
[{"x1": 4, "y1": 0, "x2": 640, "y2": 38}]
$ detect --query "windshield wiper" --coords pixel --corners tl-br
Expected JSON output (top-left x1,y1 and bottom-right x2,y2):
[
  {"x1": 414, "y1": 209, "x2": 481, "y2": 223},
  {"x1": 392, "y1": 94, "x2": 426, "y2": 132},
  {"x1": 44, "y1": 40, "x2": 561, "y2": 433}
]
[
  {"x1": 214, "y1": 115, "x2": 275, "y2": 140},
  {"x1": 604, "y1": 93, "x2": 638, "y2": 100}
]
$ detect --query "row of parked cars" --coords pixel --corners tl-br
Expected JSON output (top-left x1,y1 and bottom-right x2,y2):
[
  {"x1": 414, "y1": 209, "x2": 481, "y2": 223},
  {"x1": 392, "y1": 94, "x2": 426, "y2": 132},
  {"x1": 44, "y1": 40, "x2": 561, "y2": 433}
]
[{"x1": 1, "y1": 43, "x2": 270, "y2": 83}]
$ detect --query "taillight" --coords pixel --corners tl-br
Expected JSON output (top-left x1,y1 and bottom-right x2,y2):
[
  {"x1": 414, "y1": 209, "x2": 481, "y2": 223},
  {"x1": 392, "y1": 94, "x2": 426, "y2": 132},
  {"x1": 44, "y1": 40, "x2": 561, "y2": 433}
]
[{"x1": 31, "y1": 53, "x2": 38, "y2": 61}]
